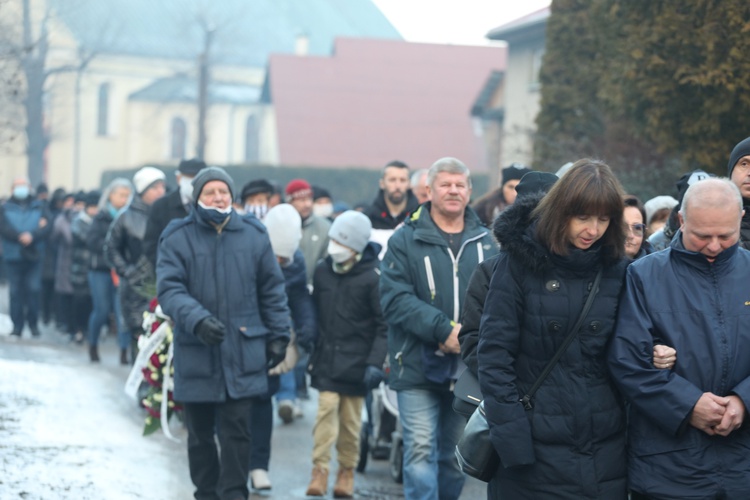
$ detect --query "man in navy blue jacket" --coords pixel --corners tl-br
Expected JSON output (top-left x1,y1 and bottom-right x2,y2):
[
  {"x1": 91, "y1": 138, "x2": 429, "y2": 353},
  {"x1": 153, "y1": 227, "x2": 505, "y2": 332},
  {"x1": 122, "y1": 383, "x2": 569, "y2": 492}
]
[
  {"x1": 0, "y1": 177, "x2": 51, "y2": 337},
  {"x1": 609, "y1": 178, "x2": 750, "y2": 499},
  {"x1": 157, "y1": 167, "x2": 290, "y2": 500}
]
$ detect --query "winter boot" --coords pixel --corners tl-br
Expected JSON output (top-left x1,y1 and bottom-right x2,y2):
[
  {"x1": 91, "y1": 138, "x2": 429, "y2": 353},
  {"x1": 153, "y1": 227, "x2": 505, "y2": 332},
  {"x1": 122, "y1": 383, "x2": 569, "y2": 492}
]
[
  {"x1": 333, "y1": 467, "x2": 354, "y2": 498},
  {"x1": 89, "y1": 345, "x2": 100, "y2": 362},
  {"x1": 305, "y1": 466, "x2": 328, "y2": 497}
]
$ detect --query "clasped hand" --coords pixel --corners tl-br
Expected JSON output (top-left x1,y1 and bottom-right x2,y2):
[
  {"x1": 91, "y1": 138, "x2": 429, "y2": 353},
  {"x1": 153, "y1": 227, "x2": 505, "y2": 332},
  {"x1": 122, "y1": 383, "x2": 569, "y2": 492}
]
[{"x1": 690, "y1": 393, "x2": 745, "y2": 436}]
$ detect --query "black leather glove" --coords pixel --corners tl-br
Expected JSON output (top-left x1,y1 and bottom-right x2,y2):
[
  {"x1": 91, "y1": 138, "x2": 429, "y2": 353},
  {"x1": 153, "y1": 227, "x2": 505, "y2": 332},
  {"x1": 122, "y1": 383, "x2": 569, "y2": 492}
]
[
  {"x1": 194, "y1": 316, "x2": 226, "y2": 345},
  {"x1": 363, "y1": 365, "x2": 385, "y2": 390},
  {"x1": 266, "y1": 338, "x2": 289, "y2": 369}
]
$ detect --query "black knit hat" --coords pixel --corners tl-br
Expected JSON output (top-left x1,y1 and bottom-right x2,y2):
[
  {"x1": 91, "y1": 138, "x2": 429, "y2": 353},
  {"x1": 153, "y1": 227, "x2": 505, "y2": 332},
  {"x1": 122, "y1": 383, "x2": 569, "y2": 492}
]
[
  {"x1": 674, "y1": 169, "x2": 713, "y2": 203},
  {"x1": 177, "y1": 158, "x2": 207, "y2": 177},
  {"x1": 514, "y1": 172, "x2": 558, "y2": 199},
  {"x1": 191, "y1": 166, "x2": 235, "y2": 201},
  {"x1": 501, "y1": 163, "x2": 532, "y2": 186},
  {"x1": 240, "y1": 179, "x2": 274, "y2": 201},
  {"x1": 84, "y1": 190, "x2": 101, "y2": 208},
  {"x1": 728, "y1": 137, "x2": 750, "y2": 177}
]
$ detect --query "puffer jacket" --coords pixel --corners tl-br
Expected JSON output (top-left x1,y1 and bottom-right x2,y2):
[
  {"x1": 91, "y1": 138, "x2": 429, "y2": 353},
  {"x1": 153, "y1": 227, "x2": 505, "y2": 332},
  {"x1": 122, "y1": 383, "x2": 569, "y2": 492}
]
[
  {"x1": 104, "y1": 196, "x2": 151, "y2": 331},
  {"x1": 477, "y1": 194, "x2": 628, "y2": 499},
  {"x1": 609, "y1": 234, "x2": 750, "y2": 499},
  {"x1": 157, "y1": 209, "x2": 290, "y2": 403},
  {"x1": 309, "y1": 243, "x2": 388, "y2": 396},
  {"x1": 0, "y1": 197, "x2": 50, "y2": 262},
  {"x1": 380, "y1": 203, "x2": 498, "y2": 392}
]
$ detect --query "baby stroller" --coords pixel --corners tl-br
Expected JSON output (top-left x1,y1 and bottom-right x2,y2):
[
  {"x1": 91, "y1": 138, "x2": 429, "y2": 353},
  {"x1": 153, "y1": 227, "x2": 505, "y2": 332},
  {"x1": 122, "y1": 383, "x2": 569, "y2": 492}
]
[{"x1": 357, "y1": 381, "x2": 404, "y2": 483}]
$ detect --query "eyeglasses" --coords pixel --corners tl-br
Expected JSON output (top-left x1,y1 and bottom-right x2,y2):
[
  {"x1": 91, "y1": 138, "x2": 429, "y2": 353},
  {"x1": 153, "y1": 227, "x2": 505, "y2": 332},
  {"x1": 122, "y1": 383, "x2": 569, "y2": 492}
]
[{"x1": 627, "y1": 223, "x2": 646, "y2": 236}]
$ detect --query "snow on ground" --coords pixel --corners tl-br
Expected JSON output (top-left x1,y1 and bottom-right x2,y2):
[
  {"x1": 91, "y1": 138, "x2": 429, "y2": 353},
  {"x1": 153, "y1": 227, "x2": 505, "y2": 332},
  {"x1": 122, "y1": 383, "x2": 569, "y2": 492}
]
[{"x1": 0, "y1": 356, "x2": 192, "y2": 499}]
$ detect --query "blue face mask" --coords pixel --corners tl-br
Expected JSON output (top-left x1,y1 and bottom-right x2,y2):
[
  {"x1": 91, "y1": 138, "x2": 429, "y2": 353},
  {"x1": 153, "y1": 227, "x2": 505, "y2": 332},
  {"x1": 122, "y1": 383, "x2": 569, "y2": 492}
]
[
  {"x1": 12, "y1": 186, "x2": 30, "y2": 200},
  {"x1": 196, "y1": 201, "x2": 232, "y2": 225}
]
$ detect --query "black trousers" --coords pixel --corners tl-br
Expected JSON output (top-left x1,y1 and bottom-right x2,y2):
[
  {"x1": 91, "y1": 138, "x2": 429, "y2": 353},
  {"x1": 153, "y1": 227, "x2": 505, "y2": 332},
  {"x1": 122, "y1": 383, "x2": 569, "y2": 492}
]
[{"x1": 184, "y1": 396, "x2": 254, "y2": 500}]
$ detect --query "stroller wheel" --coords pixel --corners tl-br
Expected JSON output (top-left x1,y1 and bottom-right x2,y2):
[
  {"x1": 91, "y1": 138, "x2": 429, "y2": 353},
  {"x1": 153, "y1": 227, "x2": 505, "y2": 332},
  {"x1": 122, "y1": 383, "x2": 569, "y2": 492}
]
[{"x1": 356, "y1": 425, "x2": 369, "y2": 472}]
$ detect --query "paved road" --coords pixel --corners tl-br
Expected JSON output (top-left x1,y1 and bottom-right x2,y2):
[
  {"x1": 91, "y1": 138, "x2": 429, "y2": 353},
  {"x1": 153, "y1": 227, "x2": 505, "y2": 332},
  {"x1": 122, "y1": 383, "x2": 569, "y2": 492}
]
[{"x1": 0, "y1": 284, "x2": 485, "y2": 499}]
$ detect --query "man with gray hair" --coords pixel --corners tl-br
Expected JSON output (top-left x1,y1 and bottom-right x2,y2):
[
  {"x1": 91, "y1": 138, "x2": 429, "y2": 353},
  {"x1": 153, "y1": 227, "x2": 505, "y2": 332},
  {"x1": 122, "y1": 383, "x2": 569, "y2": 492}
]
[
  {"x1": 380, "y1": 157, "x2": 497, "y2": 500},
  {"x1": 410, "y1": 168, "x2": 430, "y2": 205},
  {"x1": 609, "y1": 178, "x2": 750, "y2": 499}
]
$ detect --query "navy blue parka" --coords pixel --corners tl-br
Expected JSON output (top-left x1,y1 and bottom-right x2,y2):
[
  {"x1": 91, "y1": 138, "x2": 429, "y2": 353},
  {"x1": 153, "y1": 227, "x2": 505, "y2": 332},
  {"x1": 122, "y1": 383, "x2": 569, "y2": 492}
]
[{"x1": 157, "y1": 209, "x2": 290, "y2": 403}]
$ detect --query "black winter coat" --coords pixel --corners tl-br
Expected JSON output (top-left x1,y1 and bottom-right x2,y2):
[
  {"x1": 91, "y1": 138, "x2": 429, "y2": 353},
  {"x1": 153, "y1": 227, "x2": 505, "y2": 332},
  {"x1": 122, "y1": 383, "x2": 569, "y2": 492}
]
[
  {"x1": 105, "y1": 196, "x2": 151, "y2": 332},
  {"x1": 309, "y1": 243, "x2": 388, "y2": 397},
  {"x1": 142, "y1": 190, "x2": 188, "y2": 268},
  {"x1": 458, "y1": 254, "x2": 499, "y2": 377},
  {"x1": 741, "y1": 198, "x2": 750, "y2": 250},
  {"x1": 477, "y1": 195, "x2": 628, "y2": 499},
  {"x1": 86, "y1": 210, "x2": 115, "y2": 272},
  {"x1": 365, "y1": 189, "x2": 420, "y2": 230}
]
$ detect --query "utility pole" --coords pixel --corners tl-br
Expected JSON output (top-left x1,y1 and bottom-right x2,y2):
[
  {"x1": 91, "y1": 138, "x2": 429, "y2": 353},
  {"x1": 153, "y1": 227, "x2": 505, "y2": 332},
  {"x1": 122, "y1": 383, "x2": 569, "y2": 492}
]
[{"x1": 196, "y1": 24, "x2": 214, "y2": 160}]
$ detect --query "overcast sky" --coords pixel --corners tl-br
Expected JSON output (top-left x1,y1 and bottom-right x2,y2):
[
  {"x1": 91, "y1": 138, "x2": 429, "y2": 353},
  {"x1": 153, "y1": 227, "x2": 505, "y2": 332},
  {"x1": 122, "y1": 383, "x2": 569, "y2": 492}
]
[{"x1": 372, "y1": 0, "x2": 551, "y2": 46}]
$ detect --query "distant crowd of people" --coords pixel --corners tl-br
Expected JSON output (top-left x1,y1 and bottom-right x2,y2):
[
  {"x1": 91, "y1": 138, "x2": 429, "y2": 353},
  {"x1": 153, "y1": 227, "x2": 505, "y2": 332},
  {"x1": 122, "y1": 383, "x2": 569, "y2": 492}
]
[{"x1": 3, "y1": 136, "x2": 750, "y2": 500}]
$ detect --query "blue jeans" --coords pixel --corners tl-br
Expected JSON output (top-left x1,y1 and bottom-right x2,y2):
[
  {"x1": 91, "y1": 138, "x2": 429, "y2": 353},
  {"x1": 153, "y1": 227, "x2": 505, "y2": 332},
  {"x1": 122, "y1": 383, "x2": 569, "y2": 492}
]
[
  {"x1": 397, "y1": 388, "x2": 466, "y2": 500},
  {"x1": 5, "y1": 258, "x2": 41, "y2": 333},
  {"x1": 87, "y1": 270, "x2": 129, "y2": 349},
  {"x1": 275, "y1": 371, "x2": 297, "y2": 402}
]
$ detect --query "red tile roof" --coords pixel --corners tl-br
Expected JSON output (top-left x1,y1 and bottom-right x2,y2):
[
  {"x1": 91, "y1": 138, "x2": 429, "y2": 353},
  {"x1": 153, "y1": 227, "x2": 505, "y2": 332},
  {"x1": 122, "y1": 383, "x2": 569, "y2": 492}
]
[{"x1": 266, "y1": 37, "x2": 505, "y2": 172}]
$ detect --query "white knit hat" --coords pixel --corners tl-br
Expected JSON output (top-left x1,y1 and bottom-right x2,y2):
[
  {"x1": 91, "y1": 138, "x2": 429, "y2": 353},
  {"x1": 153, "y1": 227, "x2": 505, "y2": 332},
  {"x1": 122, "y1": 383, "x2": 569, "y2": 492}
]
[
  {"x1": 133, "y1": 166, "x2": 166, "y2": 194},
  {"x1": 263, "y1": 204, "x2": 302, "y2": 260}
]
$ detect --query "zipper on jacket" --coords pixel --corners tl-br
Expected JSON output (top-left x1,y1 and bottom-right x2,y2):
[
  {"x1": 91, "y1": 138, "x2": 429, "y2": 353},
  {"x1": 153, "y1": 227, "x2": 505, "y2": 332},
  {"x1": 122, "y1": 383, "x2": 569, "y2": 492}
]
[
  {"x1": 448, "y1": 231, "x2": 488, "y2": 323},
  {"x1": 424, "y1": 256, "x2": 436, "y2": 301}
]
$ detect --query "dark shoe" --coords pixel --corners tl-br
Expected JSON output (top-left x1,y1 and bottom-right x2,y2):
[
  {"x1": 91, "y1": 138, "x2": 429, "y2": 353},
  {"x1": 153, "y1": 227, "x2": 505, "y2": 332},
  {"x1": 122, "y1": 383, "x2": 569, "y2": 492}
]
[
  {"x1": 120, "y1": 349, "x2": 128, "y2": 365},
  {"x1": 89, "y1": 345, "x2": 100, "y2": 362},
  {"x1": 30, "y1": 326, "x2": 41, "y2": 337}
]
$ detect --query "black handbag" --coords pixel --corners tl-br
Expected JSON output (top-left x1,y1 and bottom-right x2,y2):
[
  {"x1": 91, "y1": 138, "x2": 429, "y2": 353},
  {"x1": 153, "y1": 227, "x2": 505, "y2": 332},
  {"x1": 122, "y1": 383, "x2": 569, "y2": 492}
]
[
  {"x1": 455, "y1": 269, "x2": 603, "y2": 482},
  {"x1": 452, "y1": 368, "x2": 482, "y2": 418}
]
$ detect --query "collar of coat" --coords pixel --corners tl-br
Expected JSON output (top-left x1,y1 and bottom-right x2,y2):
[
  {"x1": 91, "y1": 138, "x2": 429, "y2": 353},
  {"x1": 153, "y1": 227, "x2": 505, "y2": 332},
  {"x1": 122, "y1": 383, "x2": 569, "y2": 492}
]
[
  {"x1": 407, "y1": 202, "x2": 486, "y2": 247},
  {"x1": 670, "y1": 229, "x2": 739, "y2": 275}
]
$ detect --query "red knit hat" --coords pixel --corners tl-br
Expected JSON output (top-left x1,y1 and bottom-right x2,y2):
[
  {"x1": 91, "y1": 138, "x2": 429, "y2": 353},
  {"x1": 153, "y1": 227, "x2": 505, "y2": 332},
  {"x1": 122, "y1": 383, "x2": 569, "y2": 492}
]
[{"x1": 285, "y1": 179, "x2": 313, "y2": 200}]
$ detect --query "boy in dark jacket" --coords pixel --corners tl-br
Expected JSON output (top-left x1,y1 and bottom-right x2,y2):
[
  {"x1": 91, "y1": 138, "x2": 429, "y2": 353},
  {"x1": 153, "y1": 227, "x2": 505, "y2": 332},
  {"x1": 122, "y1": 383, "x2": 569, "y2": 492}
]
[{"x1": 305, "y1": 211, "x2": 388, "y2": 498}]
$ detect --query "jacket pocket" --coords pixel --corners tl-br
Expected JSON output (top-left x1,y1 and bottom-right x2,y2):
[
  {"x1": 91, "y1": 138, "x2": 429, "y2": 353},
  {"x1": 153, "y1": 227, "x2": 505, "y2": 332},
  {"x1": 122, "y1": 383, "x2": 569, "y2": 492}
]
[
  {"x1": 629, "y1": 412, "x2": 697, "y2": 457},
  {"x1": 330, "y1": 344, "x2": 369, "y2": 383},
  {"x1": 235, "y1": 321, "x2": 268, "y2": 375}
]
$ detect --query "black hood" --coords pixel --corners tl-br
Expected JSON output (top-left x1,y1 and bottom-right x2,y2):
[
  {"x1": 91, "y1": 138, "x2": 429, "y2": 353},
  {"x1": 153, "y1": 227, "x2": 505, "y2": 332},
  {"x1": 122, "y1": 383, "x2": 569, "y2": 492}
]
[{"x1": 492, "y1": 193, "x2": 549, "y2": 274}]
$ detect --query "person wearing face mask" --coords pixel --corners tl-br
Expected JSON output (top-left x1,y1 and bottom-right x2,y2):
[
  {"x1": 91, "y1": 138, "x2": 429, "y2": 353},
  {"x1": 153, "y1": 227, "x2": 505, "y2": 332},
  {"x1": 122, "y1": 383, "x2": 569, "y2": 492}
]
[
  {"x1": 312, "y1": 186, "x2": 334, "y2": 220},
  {"x1": 245, "y1": 203, "x2": 317, "y2": 491},
  {"x1": 305, "y1": 210, "x2": 388, "y2": 498},
  {"x1": 142, "y1": 158, "x2": 206, "y2": 269},
  {"x1": 105, "y1": 166, "x2": 166, "y2": 364},
  {"x1": 0, "y1": 176, "x2": 51, "y2": 337},
  {"x1": 157, "y1": 166, "x2": 290, "y2": 500},
  {"x1": 85, "y1": 178, "x2": 133, "y2": 362},
  {"x1": 240, "y1": 178, "x2": 274, "y2": 222}
]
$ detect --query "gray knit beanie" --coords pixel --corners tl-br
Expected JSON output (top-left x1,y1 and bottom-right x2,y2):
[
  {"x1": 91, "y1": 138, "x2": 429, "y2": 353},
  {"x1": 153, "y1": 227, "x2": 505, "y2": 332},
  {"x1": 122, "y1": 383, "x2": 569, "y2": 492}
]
[
  {"x1": 328, "y1": 210, "x2": 372, "y2": 253},
  {"x1": 191, "y1": 166, "x2": 235, "y2": 201}
]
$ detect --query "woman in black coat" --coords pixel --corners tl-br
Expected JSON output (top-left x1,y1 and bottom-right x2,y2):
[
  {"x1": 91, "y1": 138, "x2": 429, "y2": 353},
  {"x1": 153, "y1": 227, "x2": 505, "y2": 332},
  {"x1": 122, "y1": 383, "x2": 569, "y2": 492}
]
[{"x1": 478, "y1": 160, "x2": 629, "y2": 499}]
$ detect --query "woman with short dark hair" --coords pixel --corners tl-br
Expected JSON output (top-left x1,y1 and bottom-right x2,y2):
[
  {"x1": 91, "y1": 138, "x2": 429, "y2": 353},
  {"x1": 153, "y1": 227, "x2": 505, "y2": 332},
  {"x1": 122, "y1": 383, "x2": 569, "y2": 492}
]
[{"x1": 478, "y1": 159, "x2": 629, "y2": 499}]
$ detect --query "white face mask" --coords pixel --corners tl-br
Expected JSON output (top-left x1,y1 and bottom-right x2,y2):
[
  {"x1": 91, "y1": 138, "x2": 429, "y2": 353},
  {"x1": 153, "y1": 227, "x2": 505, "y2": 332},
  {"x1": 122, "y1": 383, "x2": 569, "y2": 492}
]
[
  {"x1": 179, "y1": 177, "x2": 194, "y2": 201},
  {"x1": 313, "y1": 203, "x2": 334, "y2": 219},
  {"x1": 197, "y1": 201, "x2": 233, "y2": 214},
  {"x1": 327, "y1": 240, "x2": 354, "y2": 264}
]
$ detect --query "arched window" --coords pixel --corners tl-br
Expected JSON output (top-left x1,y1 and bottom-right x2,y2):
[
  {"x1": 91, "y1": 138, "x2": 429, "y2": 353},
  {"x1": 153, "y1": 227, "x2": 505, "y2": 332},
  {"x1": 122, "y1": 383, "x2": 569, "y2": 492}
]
[
  {"x1": 97, "y1": 83, "x2": 110, "y2": 136},
  {"x1": 245, "y1": 115, "x2": 259, "y2": 163},
  {"x1": 170, "y1": 117, "x2": 186, "y2": 159}
]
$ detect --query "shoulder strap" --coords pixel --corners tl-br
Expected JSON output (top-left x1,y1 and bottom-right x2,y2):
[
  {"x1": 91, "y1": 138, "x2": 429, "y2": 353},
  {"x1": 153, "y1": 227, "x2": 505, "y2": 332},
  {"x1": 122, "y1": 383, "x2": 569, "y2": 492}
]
[{"x1": 520, "y1": 268, "x2": 603, "y2": 410}]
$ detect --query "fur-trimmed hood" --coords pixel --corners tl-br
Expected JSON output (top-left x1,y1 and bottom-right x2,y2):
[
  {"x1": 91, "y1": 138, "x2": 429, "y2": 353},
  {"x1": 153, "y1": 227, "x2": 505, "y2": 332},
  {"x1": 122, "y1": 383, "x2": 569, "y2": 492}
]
[
  {"x1": 492, "y1": 192, "x2": 550, "y2": 274},
  {"x1": 492, "y1": 193, "x2": 619, "y2": 275}
]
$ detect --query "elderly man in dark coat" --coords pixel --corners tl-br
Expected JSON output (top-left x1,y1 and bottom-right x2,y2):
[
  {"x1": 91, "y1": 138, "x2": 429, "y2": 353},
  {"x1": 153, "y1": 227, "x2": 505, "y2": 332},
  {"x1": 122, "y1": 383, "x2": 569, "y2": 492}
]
[{"x1": 157, "y1": 166, "x2": 290, "y2": 500}]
